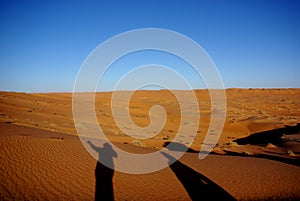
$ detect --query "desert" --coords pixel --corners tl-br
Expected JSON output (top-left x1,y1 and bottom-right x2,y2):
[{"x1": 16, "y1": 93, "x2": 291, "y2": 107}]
[
  {"x1": 2, "y1": 0, "x2": 300, "y2": 200},
  {"x1": 0, "y1": 89, "x2": 299, "y2": 200}
]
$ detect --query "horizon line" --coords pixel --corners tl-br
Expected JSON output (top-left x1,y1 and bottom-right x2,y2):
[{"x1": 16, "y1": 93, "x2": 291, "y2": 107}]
[{"x1": 1, "y1": 87, "x2": 300, "y2": 94}]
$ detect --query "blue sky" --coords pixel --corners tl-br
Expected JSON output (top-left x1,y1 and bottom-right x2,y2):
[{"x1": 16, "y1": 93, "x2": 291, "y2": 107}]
[{"x1": 0, "y1": 0, "x2": 299, "y2": 92}]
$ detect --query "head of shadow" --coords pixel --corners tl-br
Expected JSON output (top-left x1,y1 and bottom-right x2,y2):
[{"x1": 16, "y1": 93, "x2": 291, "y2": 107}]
[{"x1": 163, "y1": 141, "x2": 198, "y2": 153}]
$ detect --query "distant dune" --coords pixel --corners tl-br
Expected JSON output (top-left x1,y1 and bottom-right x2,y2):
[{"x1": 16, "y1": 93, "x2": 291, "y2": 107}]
[
  {"x1": 0, "y1": 89, "x2": 299, "y2": 149},
  {"x1": 0, "y1": 89, "x2": 299, "y2": 200}
]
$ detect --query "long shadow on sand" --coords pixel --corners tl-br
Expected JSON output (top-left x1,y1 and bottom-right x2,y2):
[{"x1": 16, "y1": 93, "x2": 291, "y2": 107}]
[
  {"x1": 233, "y1": 123, "x2": 300, "y2": 166},
  {"x1": 162, "y1": 152, "x2": 236, "y2": 201},
  {"x1": 88, "y1": 141, "x2": 118, "y2": 201},
  {"x1": 234, "y1": 123, "x2": 300, "y2": 146}
]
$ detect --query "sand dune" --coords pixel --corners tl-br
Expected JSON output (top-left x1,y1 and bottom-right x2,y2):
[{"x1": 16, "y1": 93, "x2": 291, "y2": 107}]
[
  {"x1": 1, "y1": 122, "x2": 300, "y2": 200},
  {"x1": 1, "y1": 89, "x2": 300, "y2": 200},
  {"x1": 1, "y1": 89, "x2": 299, "y2": 148}
]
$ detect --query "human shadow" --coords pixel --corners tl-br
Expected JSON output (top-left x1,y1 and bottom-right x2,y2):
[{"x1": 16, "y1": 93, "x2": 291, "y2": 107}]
[
  {"x1": 161, "y1": 152, "x2": 236, "y2": 201},
  {"x1": 87, "y1": 141, "x2": 118, "y2": 201}
]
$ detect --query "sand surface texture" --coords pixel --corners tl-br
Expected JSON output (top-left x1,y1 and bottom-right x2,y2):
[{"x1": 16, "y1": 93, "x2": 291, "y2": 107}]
[{"x1": 1, "y1": 89, "x2": 300, "y2": 200}]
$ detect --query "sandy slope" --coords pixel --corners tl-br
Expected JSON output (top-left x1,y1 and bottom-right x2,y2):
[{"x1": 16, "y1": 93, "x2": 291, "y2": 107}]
[
  {"x1": 1, "y1": 122, "x2": 300, "y2": 200},
  {"x1": 1, "y1": 89, "x2": 300, "y2": 200},
  {"x1": 0, "y1": 89, "x2": 299, "y2": 150}
]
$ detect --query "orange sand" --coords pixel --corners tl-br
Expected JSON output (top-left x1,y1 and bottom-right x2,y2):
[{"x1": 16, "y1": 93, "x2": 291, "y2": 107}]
[{"x1": 0, "y1": 89, "x2": 300, "y2": 200}]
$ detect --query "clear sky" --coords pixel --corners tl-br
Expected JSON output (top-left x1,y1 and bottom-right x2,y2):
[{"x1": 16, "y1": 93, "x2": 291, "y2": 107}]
[{"x1": 0, "y1": 0, "x2": 299, "y2": 92}]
